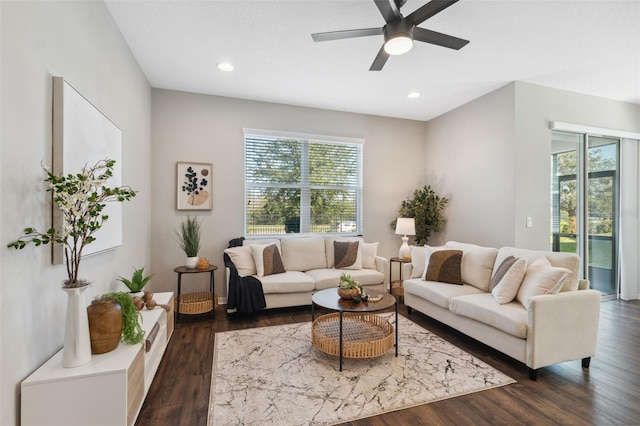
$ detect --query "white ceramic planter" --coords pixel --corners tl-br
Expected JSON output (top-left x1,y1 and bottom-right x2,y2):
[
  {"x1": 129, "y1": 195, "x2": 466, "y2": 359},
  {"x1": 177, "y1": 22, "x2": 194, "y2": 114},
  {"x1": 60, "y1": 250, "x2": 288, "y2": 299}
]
[{"x1": 185, "y1": 256, "x2": 199, "y2": 269}]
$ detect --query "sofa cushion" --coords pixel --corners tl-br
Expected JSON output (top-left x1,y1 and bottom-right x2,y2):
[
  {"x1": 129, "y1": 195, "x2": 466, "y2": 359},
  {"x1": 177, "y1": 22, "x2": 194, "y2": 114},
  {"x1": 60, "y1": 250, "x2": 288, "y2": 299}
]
[
  {"x1": 516, "y1": 257, "x2": 570, "y2": 308},
  {"x1": 494, "y1": 247, "x2": 580, "y2": 292},
  {"x1": 305, "y1": 268, "x2": 385, "y2": 290},
  {"x1": 360, "y1": 242, "x2": 378, "y2": 269},
  {"x1": 258, "y1": 271, "x2": 316, "y2": 294},
  {"x1": 491, "y1": 256, "x2": 527, "y2": 304},
  {"x1": 409, "y1": 245, "x2": 445, "y2": 279},
  {"x1": 403, "y1": 279, "x2": 484, "y2": 309},
  {"x1": 425, "y1": 250, "x2": 463, "y2": 285},
  {"x1": 449, "y1": 294, "x2": 527, "y2": 339},
  {"x1": 250, "y1": 243, "x2": 285, "y2": 277},
  {"x1": 281, "y1": 237, "x2": 327, "y2": 271},
  {"x1": 446, "y1": 241, "x2": 498, "y2": 291},
  {"x1": 334, "y1": 240, "x2": 362, "y2": 270},
  {"x1": 243, "y1": 238, "x2": 282, "y2": 253},
  {"x1": 325, "y1": 236, "x2": 364, "y2": 267},
  {"x1": 224, "y1": 245, "x2": 256, "y2": 277}
]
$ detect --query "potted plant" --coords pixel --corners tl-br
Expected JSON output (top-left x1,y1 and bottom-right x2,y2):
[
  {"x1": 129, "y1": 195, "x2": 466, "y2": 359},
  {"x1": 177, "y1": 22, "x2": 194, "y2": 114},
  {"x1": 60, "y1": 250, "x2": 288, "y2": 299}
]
[
  {"x1": 176, "y1": 216, "x2": 202, "y2": 268},
  {"x1": 117, "y1": 267, "x2": 153, "y2": 297},
  {"x1": 338, "y1": 273, "x2": 363, "y2": 300},
  {"x1": 390, "y1": 185, "x2": 448, "y2": 245},
  {"x1": 87, "y1": 292, "x2": 145, "y2": 354},
  {"x1": 7, "y1": 159, "x2": 136, "y2": 367}
]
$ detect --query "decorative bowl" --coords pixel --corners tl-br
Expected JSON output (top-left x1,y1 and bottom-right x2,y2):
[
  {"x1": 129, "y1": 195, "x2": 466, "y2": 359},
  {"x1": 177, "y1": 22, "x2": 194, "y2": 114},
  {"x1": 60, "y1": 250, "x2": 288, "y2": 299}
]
[{"x1": 338, "y1": 287, "x2": 359, "y2": 300}]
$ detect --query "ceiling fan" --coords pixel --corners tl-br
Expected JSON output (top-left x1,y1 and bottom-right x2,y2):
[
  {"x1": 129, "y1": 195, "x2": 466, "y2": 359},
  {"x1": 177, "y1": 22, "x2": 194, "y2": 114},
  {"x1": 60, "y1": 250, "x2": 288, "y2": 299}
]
[{"x1": 311, "y1": 0, "x2": 469, "y2": 71}]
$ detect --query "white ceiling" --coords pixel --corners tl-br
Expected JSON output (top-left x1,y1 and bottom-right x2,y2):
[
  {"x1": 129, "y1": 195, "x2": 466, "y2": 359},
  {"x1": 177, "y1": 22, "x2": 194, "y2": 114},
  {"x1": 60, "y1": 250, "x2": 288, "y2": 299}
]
[{"x1": 104, "y1": 0, "x2": 640, "y2": 122}]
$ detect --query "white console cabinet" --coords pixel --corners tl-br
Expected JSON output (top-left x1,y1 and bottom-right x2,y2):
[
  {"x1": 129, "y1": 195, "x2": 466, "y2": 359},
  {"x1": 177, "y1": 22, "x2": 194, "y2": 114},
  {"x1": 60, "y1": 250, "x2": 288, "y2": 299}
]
[{"x1": 21, "y1": 292, "x2": 174, "y2": 426}]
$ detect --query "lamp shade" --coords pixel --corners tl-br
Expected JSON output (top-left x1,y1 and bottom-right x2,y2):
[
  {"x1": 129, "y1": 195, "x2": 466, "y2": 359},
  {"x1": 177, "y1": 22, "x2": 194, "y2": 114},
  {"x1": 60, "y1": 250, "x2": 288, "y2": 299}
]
[{"x1": 395, "y1": 218, "x2": 416, "y2": 236}]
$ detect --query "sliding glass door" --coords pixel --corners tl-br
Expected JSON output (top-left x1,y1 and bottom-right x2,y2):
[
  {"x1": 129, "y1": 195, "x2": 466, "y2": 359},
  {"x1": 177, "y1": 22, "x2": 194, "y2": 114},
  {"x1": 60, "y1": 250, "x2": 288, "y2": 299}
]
[{"x1": 551, "y1": 131, "x2": 620, "y2": 297}]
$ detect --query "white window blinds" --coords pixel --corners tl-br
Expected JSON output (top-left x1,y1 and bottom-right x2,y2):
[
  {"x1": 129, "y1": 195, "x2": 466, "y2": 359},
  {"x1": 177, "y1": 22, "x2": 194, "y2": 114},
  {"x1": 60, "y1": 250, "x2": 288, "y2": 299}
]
[{"x1": 244, "y1": 131, "x2": 363, "y2": 236}]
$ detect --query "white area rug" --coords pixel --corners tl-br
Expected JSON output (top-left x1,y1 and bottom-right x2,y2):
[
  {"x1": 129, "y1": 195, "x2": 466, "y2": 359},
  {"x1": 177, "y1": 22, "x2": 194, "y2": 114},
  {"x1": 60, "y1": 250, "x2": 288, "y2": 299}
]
[{"x1": 208, "y1": 314, "x2": 515, "y2": 425}]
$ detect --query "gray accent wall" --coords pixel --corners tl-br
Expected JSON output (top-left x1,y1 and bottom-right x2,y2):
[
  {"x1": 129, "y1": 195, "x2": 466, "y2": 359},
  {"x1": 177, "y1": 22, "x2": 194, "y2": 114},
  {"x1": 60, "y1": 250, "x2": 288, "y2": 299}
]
[
  {"x1": 0, "y1": 2, "x2": 151, "y2": 424},
  {"x1": 150, "y1": 89, "x2": 428, "y2": 295}
]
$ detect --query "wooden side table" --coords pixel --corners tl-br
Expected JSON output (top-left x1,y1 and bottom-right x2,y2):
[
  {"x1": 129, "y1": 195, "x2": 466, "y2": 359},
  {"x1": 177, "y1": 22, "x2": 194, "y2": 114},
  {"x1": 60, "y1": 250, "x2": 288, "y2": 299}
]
[
  {"x1": 389, "y1": 256, "x2": 411, "y2": 298},
  {"x1": 174, "y1": 265, "x2": 218, "y2": 320}
]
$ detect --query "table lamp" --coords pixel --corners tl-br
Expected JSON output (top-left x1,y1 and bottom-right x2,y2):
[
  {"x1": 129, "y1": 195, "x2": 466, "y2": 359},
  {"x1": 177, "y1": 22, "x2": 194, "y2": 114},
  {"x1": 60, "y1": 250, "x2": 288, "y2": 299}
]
[{"x1": 395, "y1": 218, "x2": 415, "y2": 261}]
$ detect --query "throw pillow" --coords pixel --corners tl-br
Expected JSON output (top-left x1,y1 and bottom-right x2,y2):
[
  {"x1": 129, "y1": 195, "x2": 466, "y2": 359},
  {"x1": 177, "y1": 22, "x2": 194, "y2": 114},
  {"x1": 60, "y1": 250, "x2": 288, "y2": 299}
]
[
  {"x1": 223, "y1": 245, "x2": 257, "y2": 277},
  {"x1": 360, "y1": 242, "x2": 378, "y2": 269},
  {"x1": 410, "y1": 246, "x2": 428, "y2": 278},
  {"x1": 424, "y1": 249, "x2": 463, "y2": 285},
  {"x1": 516, "y1": 256, "x2": 570, "y2": 309},
  {"x1": 491, "y1": 256, "x2": 528, "y2": 304},
  {"x1": 250, "y1": 243, "x2": 286, "y2": 277},
  {"x1": 420, "y1": 245, "x2": 447, "y2": 280},
  {"x1": 490, "y1": 255, "x2": 518, "y2": 291},
  {"x1": 334, "y1": 241, "x2": 362, "y2": 270}
]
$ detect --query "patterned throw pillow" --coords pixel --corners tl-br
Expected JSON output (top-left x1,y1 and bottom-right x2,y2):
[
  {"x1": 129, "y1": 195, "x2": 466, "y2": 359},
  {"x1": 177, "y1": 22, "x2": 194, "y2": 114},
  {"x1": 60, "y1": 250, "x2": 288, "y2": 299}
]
[
  {"x1": 425, "y1": 250, "x2": 463, "y2": 285},
  {"x1": 334, "y1": 241, "x2": 362, "y2": 270},
  {"x1": 491, "y1": 256, "x2": 528, "y2": 304},
  {"x1": 249, "y1": 243, "x2": 286, "y2": 277}
]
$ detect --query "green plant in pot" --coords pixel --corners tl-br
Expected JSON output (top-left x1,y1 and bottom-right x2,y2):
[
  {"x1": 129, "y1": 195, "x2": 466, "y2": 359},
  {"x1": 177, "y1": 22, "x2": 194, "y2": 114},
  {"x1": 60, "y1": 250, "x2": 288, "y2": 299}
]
[
  {"x1": 117, "y1": 267, "x2": 153, "y2": 296},
  {"x1": 390, "y1": 185, "x2": 448, "y2": 245},
  {"x1": 176, "y1": 216, "x2": 202, "y2": 268},
  {"x1": 87, "y1": 292, "x2": 144, "y2": 354},
  {"x1": 338, "y1": 273, "x2": 362, "y2": 300}
]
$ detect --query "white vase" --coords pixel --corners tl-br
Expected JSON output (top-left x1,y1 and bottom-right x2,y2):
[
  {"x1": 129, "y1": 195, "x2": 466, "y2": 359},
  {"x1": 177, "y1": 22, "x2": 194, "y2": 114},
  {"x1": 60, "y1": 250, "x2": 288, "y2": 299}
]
[
  {"x1": 62, "y1": 285, "x2": 92, "y2": 368},
  {"x1": 185, "y1": 256, "x2": 198, "y2": 269}
]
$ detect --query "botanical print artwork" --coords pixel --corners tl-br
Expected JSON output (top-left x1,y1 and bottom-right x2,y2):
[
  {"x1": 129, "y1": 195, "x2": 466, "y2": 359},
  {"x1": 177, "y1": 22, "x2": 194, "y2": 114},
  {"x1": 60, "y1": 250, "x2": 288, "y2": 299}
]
[{"x1": 176, "y1": 162, "x2": 212, "y2": 210}]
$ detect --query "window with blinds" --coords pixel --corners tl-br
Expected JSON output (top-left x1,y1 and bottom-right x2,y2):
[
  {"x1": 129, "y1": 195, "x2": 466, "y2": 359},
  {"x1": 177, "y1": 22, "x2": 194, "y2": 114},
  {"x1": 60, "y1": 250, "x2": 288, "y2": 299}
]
[{"x1": 244, "y1": 131, "x2": 363, "y2": 236}]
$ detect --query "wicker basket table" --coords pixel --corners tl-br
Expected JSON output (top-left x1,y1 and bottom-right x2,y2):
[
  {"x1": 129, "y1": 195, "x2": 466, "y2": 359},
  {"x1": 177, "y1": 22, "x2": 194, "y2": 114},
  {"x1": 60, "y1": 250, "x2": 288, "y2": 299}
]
[
  {"x1": 174, "y1": 265, "x2": 218, "y2": 321},
  {"x1": 311, "y1": 288, "x2": 398, "y2": 371}
]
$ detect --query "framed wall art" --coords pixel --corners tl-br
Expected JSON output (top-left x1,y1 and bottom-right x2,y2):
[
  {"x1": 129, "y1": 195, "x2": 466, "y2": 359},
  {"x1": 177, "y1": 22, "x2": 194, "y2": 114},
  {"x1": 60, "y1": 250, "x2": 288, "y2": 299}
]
[
  {"x1": 52, "y1": 76, "x2": 123, "y2": 264},
  {"x1": 176, "y1": 162, "x2": 213, "y2": 210}
]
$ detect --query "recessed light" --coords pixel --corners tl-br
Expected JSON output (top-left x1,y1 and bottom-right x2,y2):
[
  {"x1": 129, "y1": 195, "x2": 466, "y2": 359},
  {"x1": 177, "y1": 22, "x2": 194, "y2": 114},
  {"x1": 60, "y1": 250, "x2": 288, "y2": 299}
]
[
  {"x1": 407, "y1": 92, "x2": 421, "y2": 99},
  {"x1": 217, "y1": 62, "x2": 234, "y2": 72}
]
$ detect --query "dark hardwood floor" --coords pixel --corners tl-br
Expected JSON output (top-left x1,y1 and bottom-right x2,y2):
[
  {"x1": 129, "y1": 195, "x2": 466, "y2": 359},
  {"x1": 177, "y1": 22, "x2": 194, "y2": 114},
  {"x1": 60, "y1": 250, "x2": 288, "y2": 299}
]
[{"x1": 136, "y1": 299, "x2": 640, "y2": 425}]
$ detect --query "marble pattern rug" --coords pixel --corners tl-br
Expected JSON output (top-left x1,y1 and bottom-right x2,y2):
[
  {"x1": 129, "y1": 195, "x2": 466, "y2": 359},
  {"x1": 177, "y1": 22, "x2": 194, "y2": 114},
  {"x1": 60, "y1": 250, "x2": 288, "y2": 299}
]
[{"x1": 208, "y1": 314, "x2": 515, "y2": 425}]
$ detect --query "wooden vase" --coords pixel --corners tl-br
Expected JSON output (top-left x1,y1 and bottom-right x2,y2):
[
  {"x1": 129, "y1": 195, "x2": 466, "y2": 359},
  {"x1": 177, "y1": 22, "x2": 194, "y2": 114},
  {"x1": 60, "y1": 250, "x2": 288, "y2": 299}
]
[{"x1": 87, "y1": 299, "x2": 123, "y2": 354}]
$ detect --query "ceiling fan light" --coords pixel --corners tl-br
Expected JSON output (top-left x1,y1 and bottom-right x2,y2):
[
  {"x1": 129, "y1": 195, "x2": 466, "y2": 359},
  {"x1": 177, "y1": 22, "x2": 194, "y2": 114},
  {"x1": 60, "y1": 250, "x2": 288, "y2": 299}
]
[{"x1": 384, "y1": 35, "x2": 413, "y2": 55}]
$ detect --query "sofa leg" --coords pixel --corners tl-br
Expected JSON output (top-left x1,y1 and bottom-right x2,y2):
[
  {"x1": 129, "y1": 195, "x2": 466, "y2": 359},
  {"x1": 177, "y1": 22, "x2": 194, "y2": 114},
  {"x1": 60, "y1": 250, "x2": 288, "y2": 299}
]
[
  {"x1": 528, "y1": 368, "x2": 538, "y2": 380},
  {"x1": 407, "y1": 306, "x2": 412, "y2": 315},
  {"x1": 582, "y1": 357, "x2": 591, "y2": 369}
]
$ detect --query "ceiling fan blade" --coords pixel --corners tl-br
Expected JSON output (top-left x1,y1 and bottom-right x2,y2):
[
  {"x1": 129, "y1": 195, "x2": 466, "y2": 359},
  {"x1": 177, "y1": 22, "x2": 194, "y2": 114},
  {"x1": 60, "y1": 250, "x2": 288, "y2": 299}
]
[
  {"x1": 374, "y1": 0, "x2": 401, "y2": 23},
  {"x1": 312, "y1": 27, "x2": 383, "y2": 42},
  {"x1": 413, "y1": 27, "x2": 469, "y2": 50},
  {"x1": 407, "y1": 0, "x2": 460, "y2": 25},
  {"x1": 369, "y1": 46, "x2": 390, "y2": 71}
]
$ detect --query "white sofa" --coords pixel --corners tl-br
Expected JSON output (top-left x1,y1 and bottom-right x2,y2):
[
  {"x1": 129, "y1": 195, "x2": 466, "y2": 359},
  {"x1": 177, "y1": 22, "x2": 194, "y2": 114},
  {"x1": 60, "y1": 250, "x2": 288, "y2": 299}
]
[
  {"x1": 403, "y1": 241, "x2": 601, "y2": 379},
  {"x1": 225, "y1": 236, "x2": 388, "y2": 310}
]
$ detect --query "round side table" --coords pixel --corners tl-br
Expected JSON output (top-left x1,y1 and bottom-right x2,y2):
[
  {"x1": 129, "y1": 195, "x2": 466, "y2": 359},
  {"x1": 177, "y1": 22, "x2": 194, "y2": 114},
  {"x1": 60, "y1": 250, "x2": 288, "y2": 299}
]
[{"x1": 174, "y1": 265, "x2": 218, "y2": 321}]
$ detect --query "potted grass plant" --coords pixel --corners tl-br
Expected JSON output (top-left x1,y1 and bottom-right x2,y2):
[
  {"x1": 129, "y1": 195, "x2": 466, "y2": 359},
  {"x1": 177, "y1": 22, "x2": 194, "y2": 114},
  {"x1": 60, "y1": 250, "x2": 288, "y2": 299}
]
[{"x1": 176, "y1": 216, "x2": 202, "y2": 268}]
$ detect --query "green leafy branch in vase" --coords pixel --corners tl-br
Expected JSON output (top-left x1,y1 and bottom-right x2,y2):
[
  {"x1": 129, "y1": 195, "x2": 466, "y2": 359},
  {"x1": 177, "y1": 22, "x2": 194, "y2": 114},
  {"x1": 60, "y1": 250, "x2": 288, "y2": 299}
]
[{"x1": 7, "y1": 159, "x2": 137, "y2": 287}]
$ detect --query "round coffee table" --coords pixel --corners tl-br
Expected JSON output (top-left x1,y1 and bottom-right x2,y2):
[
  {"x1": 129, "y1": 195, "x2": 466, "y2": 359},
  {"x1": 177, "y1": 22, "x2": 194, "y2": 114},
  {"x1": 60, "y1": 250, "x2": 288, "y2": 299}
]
[{"x1": 311, "y1": 288, "x2": 398, "y2": 371}]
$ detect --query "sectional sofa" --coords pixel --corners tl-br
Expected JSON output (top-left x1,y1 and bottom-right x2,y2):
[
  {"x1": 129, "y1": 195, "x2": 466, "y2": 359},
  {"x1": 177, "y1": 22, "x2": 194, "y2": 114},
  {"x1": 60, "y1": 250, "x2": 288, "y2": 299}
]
[
  {"x1": 224, "y1": 236, "x2": 388, "y2": 311},
  {"x1": 402, "y1": 241, "x2": 601, "y2": 379}
]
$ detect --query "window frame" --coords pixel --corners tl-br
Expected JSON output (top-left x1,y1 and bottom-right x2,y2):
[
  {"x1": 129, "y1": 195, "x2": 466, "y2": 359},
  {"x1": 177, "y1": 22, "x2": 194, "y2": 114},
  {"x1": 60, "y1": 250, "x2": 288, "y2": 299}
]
[{"x1": 243, "y1": 128, "x2": 364, "y2": 238}]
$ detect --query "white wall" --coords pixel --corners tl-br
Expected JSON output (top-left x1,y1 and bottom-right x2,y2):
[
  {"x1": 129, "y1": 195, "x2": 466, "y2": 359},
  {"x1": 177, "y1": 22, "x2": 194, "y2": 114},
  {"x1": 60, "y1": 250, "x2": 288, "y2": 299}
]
[
  {"x1": 423, "y1": 81, "x2": 640, "y2": 253},
  {"x1": 424, "y1": 83, "x2": 517, "y2": 247},
  {"x1": 150, "y1": 89, "x2": 427, "y2": 296},
  {"x1": 0, "y1": 2, "x2": 151, "y2": 424},
  {"x1": 514, "y1": 81, "x2": 640, "y2": 249}
]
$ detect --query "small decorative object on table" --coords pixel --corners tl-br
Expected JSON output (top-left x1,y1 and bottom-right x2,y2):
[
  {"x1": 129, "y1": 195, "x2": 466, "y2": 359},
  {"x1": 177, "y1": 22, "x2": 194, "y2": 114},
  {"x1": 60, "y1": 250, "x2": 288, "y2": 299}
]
[
  {"x1": 338, "y1": 273, "x2": 362, "y2": 300},
  {"x1": 197, "y1": 257, "x2": 210, "y2": 270},
  {"x1": 87, "y1": 292, "x2": 144, "y2": 354}
]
